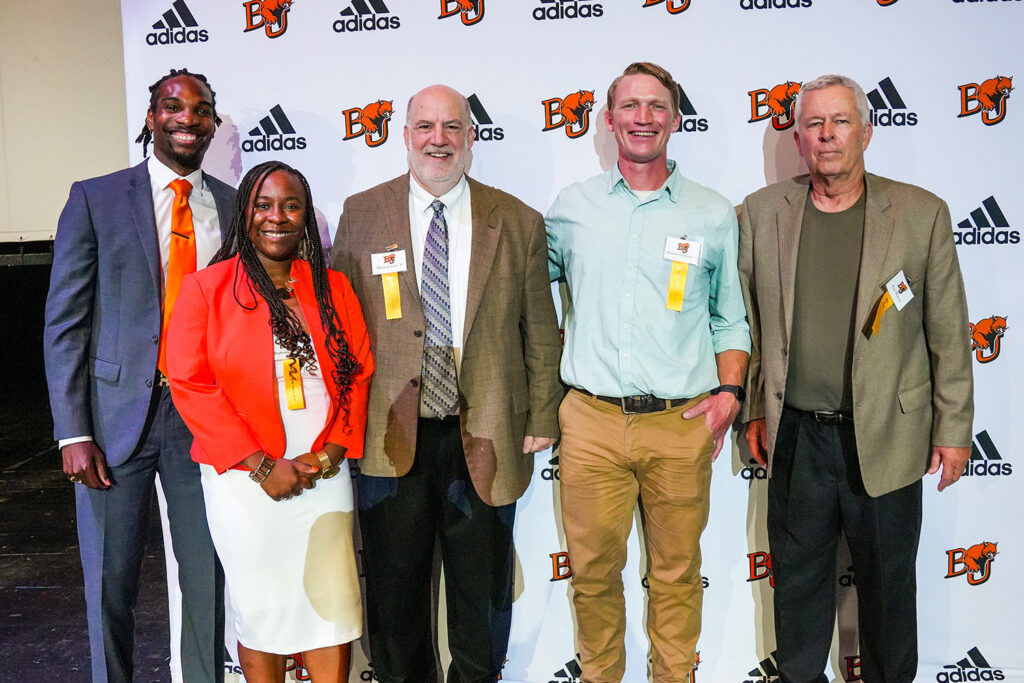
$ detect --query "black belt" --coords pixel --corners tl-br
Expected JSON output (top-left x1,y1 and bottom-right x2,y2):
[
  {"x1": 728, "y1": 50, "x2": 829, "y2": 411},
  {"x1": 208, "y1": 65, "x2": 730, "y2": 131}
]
[
  {"x1": 787, "y1": 407, "x2": 854, "y2": 424},
  {"x1": 578, "y1": 389, "x2": 691, "y2": 415}
]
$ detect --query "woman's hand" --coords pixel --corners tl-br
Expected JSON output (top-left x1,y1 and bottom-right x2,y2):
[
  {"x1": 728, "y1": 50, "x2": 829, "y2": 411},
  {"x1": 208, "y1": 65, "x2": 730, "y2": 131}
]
[{"x1": 259, "y1": 458, "x2": 319, "y2": 501}]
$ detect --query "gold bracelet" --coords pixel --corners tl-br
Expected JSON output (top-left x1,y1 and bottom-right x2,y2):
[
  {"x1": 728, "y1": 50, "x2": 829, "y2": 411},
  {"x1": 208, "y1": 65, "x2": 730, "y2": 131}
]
[
  {"x1": 248, "y1": 455, "x2": 275, "y2": 484},
  {"x1": 315, "y1": 449, "x2": 340, "y2": 479}
]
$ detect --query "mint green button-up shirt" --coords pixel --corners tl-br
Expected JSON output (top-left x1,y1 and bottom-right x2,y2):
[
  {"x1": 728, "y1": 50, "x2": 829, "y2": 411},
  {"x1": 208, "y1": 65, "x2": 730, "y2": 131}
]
[{"x1": 547, "y1": 162, "x2": 750, "y2": 399}]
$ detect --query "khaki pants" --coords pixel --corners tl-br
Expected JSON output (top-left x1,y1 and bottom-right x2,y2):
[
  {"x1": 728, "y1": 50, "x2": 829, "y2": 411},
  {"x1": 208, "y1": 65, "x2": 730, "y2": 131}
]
[{"x1": 558, "y1": 389, "x2": 713, "y2": 683}]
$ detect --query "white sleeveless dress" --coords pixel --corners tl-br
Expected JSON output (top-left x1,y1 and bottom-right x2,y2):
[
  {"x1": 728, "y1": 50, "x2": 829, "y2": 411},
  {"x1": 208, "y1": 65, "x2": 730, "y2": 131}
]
[{"x1": 199, "y1": 339, "x2": 361, "y2": 654}]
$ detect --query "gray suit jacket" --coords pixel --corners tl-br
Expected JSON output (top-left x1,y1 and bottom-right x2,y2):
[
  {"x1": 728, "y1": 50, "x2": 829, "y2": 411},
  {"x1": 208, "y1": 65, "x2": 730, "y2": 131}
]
[
  {"x1": 332, "y1": 174, "x2": 562, "y2": 507},
  {"x1": 738, "y1": 173, "x2": 974, "y2": 497},
  {"x1": 44, "y1": 160, "x2": 235, "y2": 467}
]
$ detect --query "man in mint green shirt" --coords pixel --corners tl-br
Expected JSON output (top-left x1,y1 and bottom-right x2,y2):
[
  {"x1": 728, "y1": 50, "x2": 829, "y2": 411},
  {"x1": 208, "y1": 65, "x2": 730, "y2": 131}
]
[{"x1": 546, "y1": 62, "x2": 749, "y2": 683}]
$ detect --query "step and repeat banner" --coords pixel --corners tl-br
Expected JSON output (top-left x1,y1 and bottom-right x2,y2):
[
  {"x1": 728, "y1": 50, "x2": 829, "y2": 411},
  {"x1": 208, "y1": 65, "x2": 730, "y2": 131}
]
[{"x1": 122, "y1": 1, "x2": 1021, "y2": 681}]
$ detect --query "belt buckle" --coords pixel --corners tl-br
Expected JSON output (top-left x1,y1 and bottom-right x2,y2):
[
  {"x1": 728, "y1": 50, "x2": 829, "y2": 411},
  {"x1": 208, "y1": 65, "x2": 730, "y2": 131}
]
[
  {"x1": 812, "y1": 410, "x2": 847, "y2": 424},
  {"x1": 621, "y1": 394, "x2": 660, "y2": 414}
]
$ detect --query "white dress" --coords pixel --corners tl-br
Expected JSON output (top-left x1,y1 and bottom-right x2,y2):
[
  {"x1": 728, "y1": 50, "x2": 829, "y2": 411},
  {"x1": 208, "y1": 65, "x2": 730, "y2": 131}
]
[{"x1": 200, "y1": 340, "x2": 362, "y2": 654}]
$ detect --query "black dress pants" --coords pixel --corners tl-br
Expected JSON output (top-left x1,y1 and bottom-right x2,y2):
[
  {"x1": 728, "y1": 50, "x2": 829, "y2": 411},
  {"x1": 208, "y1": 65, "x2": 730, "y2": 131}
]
[
  {"x1": 768, "y1": 408, "x2": 922, "y2": 683},
  {"x1": 357, "y1": 416, "x2": 516, "y2": 683}
]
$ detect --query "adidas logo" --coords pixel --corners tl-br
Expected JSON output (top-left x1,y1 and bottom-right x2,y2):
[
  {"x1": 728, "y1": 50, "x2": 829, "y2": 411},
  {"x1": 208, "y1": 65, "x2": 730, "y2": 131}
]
[
  {"x1": 532, "y1": 0, "x2": 605, "y2": 21},
  {"x1": 740, "y1": 0, "x2": 812, "y2": 10},
  {"x1": 468, "y1": 94, "x2": 505, "y2": 142},
  {"x1": 675, "y1": 85, "x2": 709, "y2": 133},
  {"x1": 744, "y1": 650, "x2": 780, "y2": 682},
  {"x1": 936, "y1": 646, "x2": 1005, "y2": 682},
  {"x1": 541, "y1": 454, "x2": 559, "y2": 481},
  {"x1": 243, "y1": 105, "x2": 307, "y2": 152},
  {"x1": 866, "y1": 77, "x2": 918, "y2": 126},
  {"x1": 550, "y1": 655, "x2": 583, "y2": 681},
  {"x1": 333, "y1": 0, "x2": 400, "y2": 32},
  {"x1": 146, "y1": 0, "x2": 208, "y2": 44},
  {"x1": 954, "y1": 196, "x2": 1019, "y2": 246},
  {"x1": 966, "y1": 430, "x2": 1013, "y2": 477}
]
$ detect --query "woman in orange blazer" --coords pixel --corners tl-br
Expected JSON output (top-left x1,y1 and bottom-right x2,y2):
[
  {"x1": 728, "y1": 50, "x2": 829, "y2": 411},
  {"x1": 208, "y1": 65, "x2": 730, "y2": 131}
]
[{"x1": 167, "y1": 161, "x2": 373, "y2": 683}]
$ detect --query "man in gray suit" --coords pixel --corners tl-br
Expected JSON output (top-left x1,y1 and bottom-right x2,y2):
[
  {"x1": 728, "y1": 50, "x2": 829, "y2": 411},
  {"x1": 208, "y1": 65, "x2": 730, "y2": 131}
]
[
  {"x1": 44, "y1": 69, "x2": 233, "y2": 682},
  {"x1": 332, "y1": 84, "x2": 562, "y2": 682},
  {"x1": 739, "y1": 74, "x2": 974, "y2": 683}
]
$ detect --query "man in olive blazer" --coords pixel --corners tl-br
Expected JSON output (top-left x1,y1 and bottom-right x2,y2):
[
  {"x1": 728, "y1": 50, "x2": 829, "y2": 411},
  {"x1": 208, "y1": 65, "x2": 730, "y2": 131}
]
[
  {"x1": 739, "y1": 75, "x2": 973, "y2": 683},
  {"x1": 332, "y1": 85, "x2": 562, "y2": 683}
]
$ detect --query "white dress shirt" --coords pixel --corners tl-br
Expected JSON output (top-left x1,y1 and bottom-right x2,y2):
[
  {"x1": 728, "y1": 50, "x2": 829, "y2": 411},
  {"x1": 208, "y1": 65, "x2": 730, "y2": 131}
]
[{"x1": 408, "y1": 174, "x2": 472, "y2": 371}]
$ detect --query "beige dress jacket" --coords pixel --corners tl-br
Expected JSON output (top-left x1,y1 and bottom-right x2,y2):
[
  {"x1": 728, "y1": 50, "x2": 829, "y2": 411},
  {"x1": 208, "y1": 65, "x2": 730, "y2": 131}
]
[
  {"x1": 739, "y1": 173, "x2": 974, "y2": 497},
  {"x1": 332, "y1": 173, "x2": 563, "y2": 506}
]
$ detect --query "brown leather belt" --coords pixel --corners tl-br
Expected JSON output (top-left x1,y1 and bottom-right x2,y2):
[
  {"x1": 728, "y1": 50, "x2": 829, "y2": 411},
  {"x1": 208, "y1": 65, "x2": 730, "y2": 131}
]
[{"x1": 579, "y1": 389, "x2": 690, "y2": 415}]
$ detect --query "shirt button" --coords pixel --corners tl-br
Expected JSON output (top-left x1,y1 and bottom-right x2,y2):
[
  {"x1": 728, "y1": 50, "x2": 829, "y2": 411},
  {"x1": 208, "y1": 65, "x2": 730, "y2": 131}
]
[
  {"x1": 410, "y1": 378, "x2": 419, "y2": 388},
  {"x1": 146, "y1": 379, "x2": 154, "y2": 388},
  {"x1": 414, "y1": 330, "x2": 423, "y2": 337},
  {"x1": 152, "y1": 335, "x2": 159, "y2": 344}
]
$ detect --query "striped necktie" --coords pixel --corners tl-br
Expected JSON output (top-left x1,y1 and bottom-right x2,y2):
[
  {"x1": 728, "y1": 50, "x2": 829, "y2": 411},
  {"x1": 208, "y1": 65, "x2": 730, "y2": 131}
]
[
  {"x1": 420, "y1": 199, "x2": 459, "y2": 417},
  {"x1": 158, "y1": 178, "x2": 196, "y2": 376}
]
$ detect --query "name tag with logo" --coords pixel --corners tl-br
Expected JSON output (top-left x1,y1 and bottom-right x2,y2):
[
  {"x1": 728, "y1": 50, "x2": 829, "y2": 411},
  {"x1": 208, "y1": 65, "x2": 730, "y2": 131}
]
[
  {"x1": 371, "y1": 249, "x2": 407, "y2": 275},
  {"x1": 663, "y1": 236, "x2": 703, "y2": 266},
  {"x1": 885, "y1": 269, "x2": 914, "y2": 311}
]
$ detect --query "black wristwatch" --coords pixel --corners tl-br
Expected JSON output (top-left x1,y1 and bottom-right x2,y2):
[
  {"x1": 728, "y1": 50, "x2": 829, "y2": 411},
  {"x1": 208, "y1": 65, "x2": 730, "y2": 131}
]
[{"x1": 711, "y1": 384, "x2": 746, "y2": 403}]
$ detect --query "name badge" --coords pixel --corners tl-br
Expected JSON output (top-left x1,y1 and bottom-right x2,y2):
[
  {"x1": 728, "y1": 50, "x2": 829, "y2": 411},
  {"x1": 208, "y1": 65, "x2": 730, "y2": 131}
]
[
  {"x1": 664, "y1": 236, "x2": 703, "y2": 266},
  {"x1": 371, "y1": 250, "x2": 408, "y2": 275},
  {"x1": 885, "y1": 270, "x2": 914, "y2": 311}
]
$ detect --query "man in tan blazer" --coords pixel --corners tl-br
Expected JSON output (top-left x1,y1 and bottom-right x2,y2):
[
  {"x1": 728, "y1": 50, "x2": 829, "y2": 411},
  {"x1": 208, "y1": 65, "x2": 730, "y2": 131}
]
[
  {"x1": 332, "y1": 84, "x2": 562, "y2": 683},
  {"x1": 739, "y1": 74, "x2": 973, "y2": 683}
]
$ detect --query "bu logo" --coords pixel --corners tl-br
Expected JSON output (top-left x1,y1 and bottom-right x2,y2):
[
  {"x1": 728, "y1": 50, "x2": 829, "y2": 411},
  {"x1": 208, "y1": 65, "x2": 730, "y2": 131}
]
[
  {"x1": 542, "y1": 90, "x2": 595, "y2": 138},
  {"x1": 342, "y1": 99, "x2": 393, "y2": 147},
  {"x1": 642, "y1": 0, "x2": 691, "y2": 12},
  {"x1": 969, "y1": 316, "x2": 1007, "y2": 363},
  {"x1": 945, "y1": 541, "x2": 998, "y2": 586},
  {"x1": 243, "y1": 0, "x2": 294, "y2": 38},
  {"x1": 746, "y1": 551, "x2": 774, "y2": 588},
  {"x1": 550, "y1": 552, "x2": 572, "y2": 581},
  {"x1": 439, "y1": 0, "x2": 484, "y2": 25},
  {"x1": 877, "y1": 0, "x2": 897, "y2": 4},
  {"x1": 958, "y1": 76, "x2": 1013, "y2": 126},
  {"x1": 748, "y1": 81, "x2": 801, "y2": 130}
]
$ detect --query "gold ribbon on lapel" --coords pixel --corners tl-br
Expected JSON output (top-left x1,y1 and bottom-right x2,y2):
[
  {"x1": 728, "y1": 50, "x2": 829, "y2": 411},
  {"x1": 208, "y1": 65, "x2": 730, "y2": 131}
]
[
  {"x1": 666, "y1": 262, "x2": 688, "y2": 312},
  {"x1": 382, "y1": 272, "x2": 402, "y2": 320},
  {"x1": 869, "y1": 291, "x2": 895, "y2": 337},
  {"x1": 282, "y1": 358, "x2": 306, "y2": 410}
]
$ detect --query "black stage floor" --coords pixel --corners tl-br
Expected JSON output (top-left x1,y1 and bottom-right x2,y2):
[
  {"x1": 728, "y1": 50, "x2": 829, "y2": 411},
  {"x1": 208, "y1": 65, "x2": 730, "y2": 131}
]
[{"x1": 0, "y1": 264, "x2": 173, "y2": 681}]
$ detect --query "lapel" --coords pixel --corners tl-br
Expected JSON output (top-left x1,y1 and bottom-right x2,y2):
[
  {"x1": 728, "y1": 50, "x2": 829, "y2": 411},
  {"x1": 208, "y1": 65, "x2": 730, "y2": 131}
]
[
  {"x1": 854, "y1": 174, "x2": 896, "y2": 334},
  {"x1": 463, "y1": 177, "x2": 502, "y2": 345},
  {"x1": 776, "y1": 176, "x2": 810, "y2": 341},
  {"x1": 205, "y1": 172, "x2": 236, "y2": 240},
  {"x1": 128, "y1": 160, "x2": 162, "y2": 297}
]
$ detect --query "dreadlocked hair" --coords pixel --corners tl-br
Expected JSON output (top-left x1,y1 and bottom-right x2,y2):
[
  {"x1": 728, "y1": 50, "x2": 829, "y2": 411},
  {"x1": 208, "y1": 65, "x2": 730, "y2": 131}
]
[
  {"x1": 135, "y1": 68, "x2": 222, "y2": 157},
  {"x1": 211, "y1": 160, "x2": 361, "y2": 420}
]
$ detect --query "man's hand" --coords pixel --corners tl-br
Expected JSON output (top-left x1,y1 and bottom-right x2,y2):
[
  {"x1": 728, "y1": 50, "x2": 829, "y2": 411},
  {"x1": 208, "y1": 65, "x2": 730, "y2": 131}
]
[
  {"x1": 744, "y1": 419, "x2": 769, "y2": 468},
  {"x1": 928, "y1": 445, "x2": 971, "y2": 492},
  {"x1": 682, "y1": 393, "x2": 741, "y2": 461},
  {"x1": 62, "y1": 442, "x2": 111, "y2": 489},
  {"x1": 523, "y1": 436, "x2": 556, "y2": 454}
]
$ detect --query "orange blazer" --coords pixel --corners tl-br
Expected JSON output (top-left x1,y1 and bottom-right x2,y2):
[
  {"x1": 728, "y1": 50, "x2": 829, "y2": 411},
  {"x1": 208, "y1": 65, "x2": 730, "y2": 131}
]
[{"x1": 167, "y1": 255, "x2": 374, "y2": 473}]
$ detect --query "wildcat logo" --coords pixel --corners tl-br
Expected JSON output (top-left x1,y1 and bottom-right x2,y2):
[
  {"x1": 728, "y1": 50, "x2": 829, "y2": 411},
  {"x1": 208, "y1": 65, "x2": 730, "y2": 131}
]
[
  {"x1": 970, "y1": 316, "x2": 1007, "y2": 363},
  {"x1": 439, "y1": 0, "x2": 484, "y2": 25},
  {"x1": 747, "y1": 551, "x2": 774, "y2": 588},
  {"x1": 958, "y1": 76, "x2": 1013, "y2": 126},
  {"x1": 946, "y1": 541, "x2": 998, "y2": 586},
  {"x1": 748, "y1": 81, "x2": 801, "y2": 130},
  {"x1": 550, "y1": 552, "x2": 572, "y2": 581},
  {"x1": 542, "y1": 90, "x2": 595, "y2": 138},
  {"x1": 342, "y1": 99, "x2": 393, "y2": 147},
  {"x1": 643, "y1": 0, "x2": 691, "y2": 13},
  {"x1": 243, "y1": 0, "x2": 294, "y2": 38}
]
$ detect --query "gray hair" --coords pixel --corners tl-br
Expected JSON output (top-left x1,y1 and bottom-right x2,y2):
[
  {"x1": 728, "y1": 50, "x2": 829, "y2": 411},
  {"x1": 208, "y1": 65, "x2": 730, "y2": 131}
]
[{"x1": 795, "y1": 74, "x2": 871, "y2": 128}]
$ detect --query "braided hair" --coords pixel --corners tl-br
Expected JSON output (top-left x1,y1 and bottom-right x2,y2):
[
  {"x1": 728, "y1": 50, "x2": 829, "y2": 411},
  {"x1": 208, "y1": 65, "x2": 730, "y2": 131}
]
[
  {"x1": 211, "y1": 160, "x2": 361, "y2": 417},
  {"x1": 135, "y1": 68, "x2": 222, "y2": 156}
]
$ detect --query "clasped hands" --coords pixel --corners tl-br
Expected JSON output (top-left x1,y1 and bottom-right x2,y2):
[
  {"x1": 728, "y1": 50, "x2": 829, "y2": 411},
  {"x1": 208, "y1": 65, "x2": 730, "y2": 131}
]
[{"x1": 255, "y1": 443, "x2": 346, "y2": 502}]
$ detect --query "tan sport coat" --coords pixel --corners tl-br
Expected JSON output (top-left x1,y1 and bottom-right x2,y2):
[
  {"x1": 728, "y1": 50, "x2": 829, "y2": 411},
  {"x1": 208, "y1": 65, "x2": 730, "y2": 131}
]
[
  {"x1": 738, "y1": 173, "x2": 974, "y2": 497},
  {"x1": 332, "y1": 174, "x2": 563, "y2": 506}
]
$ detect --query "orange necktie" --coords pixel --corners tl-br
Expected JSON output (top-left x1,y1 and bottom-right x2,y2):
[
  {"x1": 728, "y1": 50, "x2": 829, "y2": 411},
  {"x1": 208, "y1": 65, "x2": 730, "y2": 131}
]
[{"x1": 158, "y1": 178, "x2": 197, "y2": 376}]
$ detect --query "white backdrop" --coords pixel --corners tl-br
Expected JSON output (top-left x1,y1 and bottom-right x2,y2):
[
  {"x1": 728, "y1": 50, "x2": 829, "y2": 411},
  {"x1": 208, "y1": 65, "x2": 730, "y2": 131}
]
[{"x1": 122, "y1": 1, "x2": 1022, "y2": 681}]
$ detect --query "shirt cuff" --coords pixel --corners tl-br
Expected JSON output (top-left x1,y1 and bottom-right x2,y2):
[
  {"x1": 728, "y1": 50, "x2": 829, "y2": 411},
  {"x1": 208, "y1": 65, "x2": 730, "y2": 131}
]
[{"x1": 58, "y1": 436, "x2": 94, "y2": 449}]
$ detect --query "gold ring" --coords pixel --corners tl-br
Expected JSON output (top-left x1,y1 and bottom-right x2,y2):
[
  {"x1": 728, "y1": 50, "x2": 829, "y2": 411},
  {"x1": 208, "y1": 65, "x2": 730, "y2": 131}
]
[{"x1": 68, "y1": 475, "x2": 81, "y2": 484}]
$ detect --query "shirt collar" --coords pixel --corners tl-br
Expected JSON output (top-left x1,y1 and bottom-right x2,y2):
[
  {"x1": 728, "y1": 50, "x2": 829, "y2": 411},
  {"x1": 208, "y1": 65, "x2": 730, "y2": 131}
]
[
  {"x1": 607, "y1": 159, "x2": 682, "y2": 204},
  {"x1": 147, "y1": 155, "x2": 205, "y2": 193},
  {"x1": 409, "y1": 173, "x2": 468, "y2": 216}
]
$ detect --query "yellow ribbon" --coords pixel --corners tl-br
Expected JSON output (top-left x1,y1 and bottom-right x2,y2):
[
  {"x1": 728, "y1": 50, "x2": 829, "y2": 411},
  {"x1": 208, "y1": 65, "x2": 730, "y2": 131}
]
[
  {"x1": 666, "y1": 262, "x2": 688, "y2": 312},
  {"x1": 382, "y1": 272, "x2": 402, "y2": 320},
  {"x1": 870, "y1": 291, "x2": 895, "y2": 337},
  {"x1": 283, "y1": 358, "x2": 306, "y2": 410}
]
